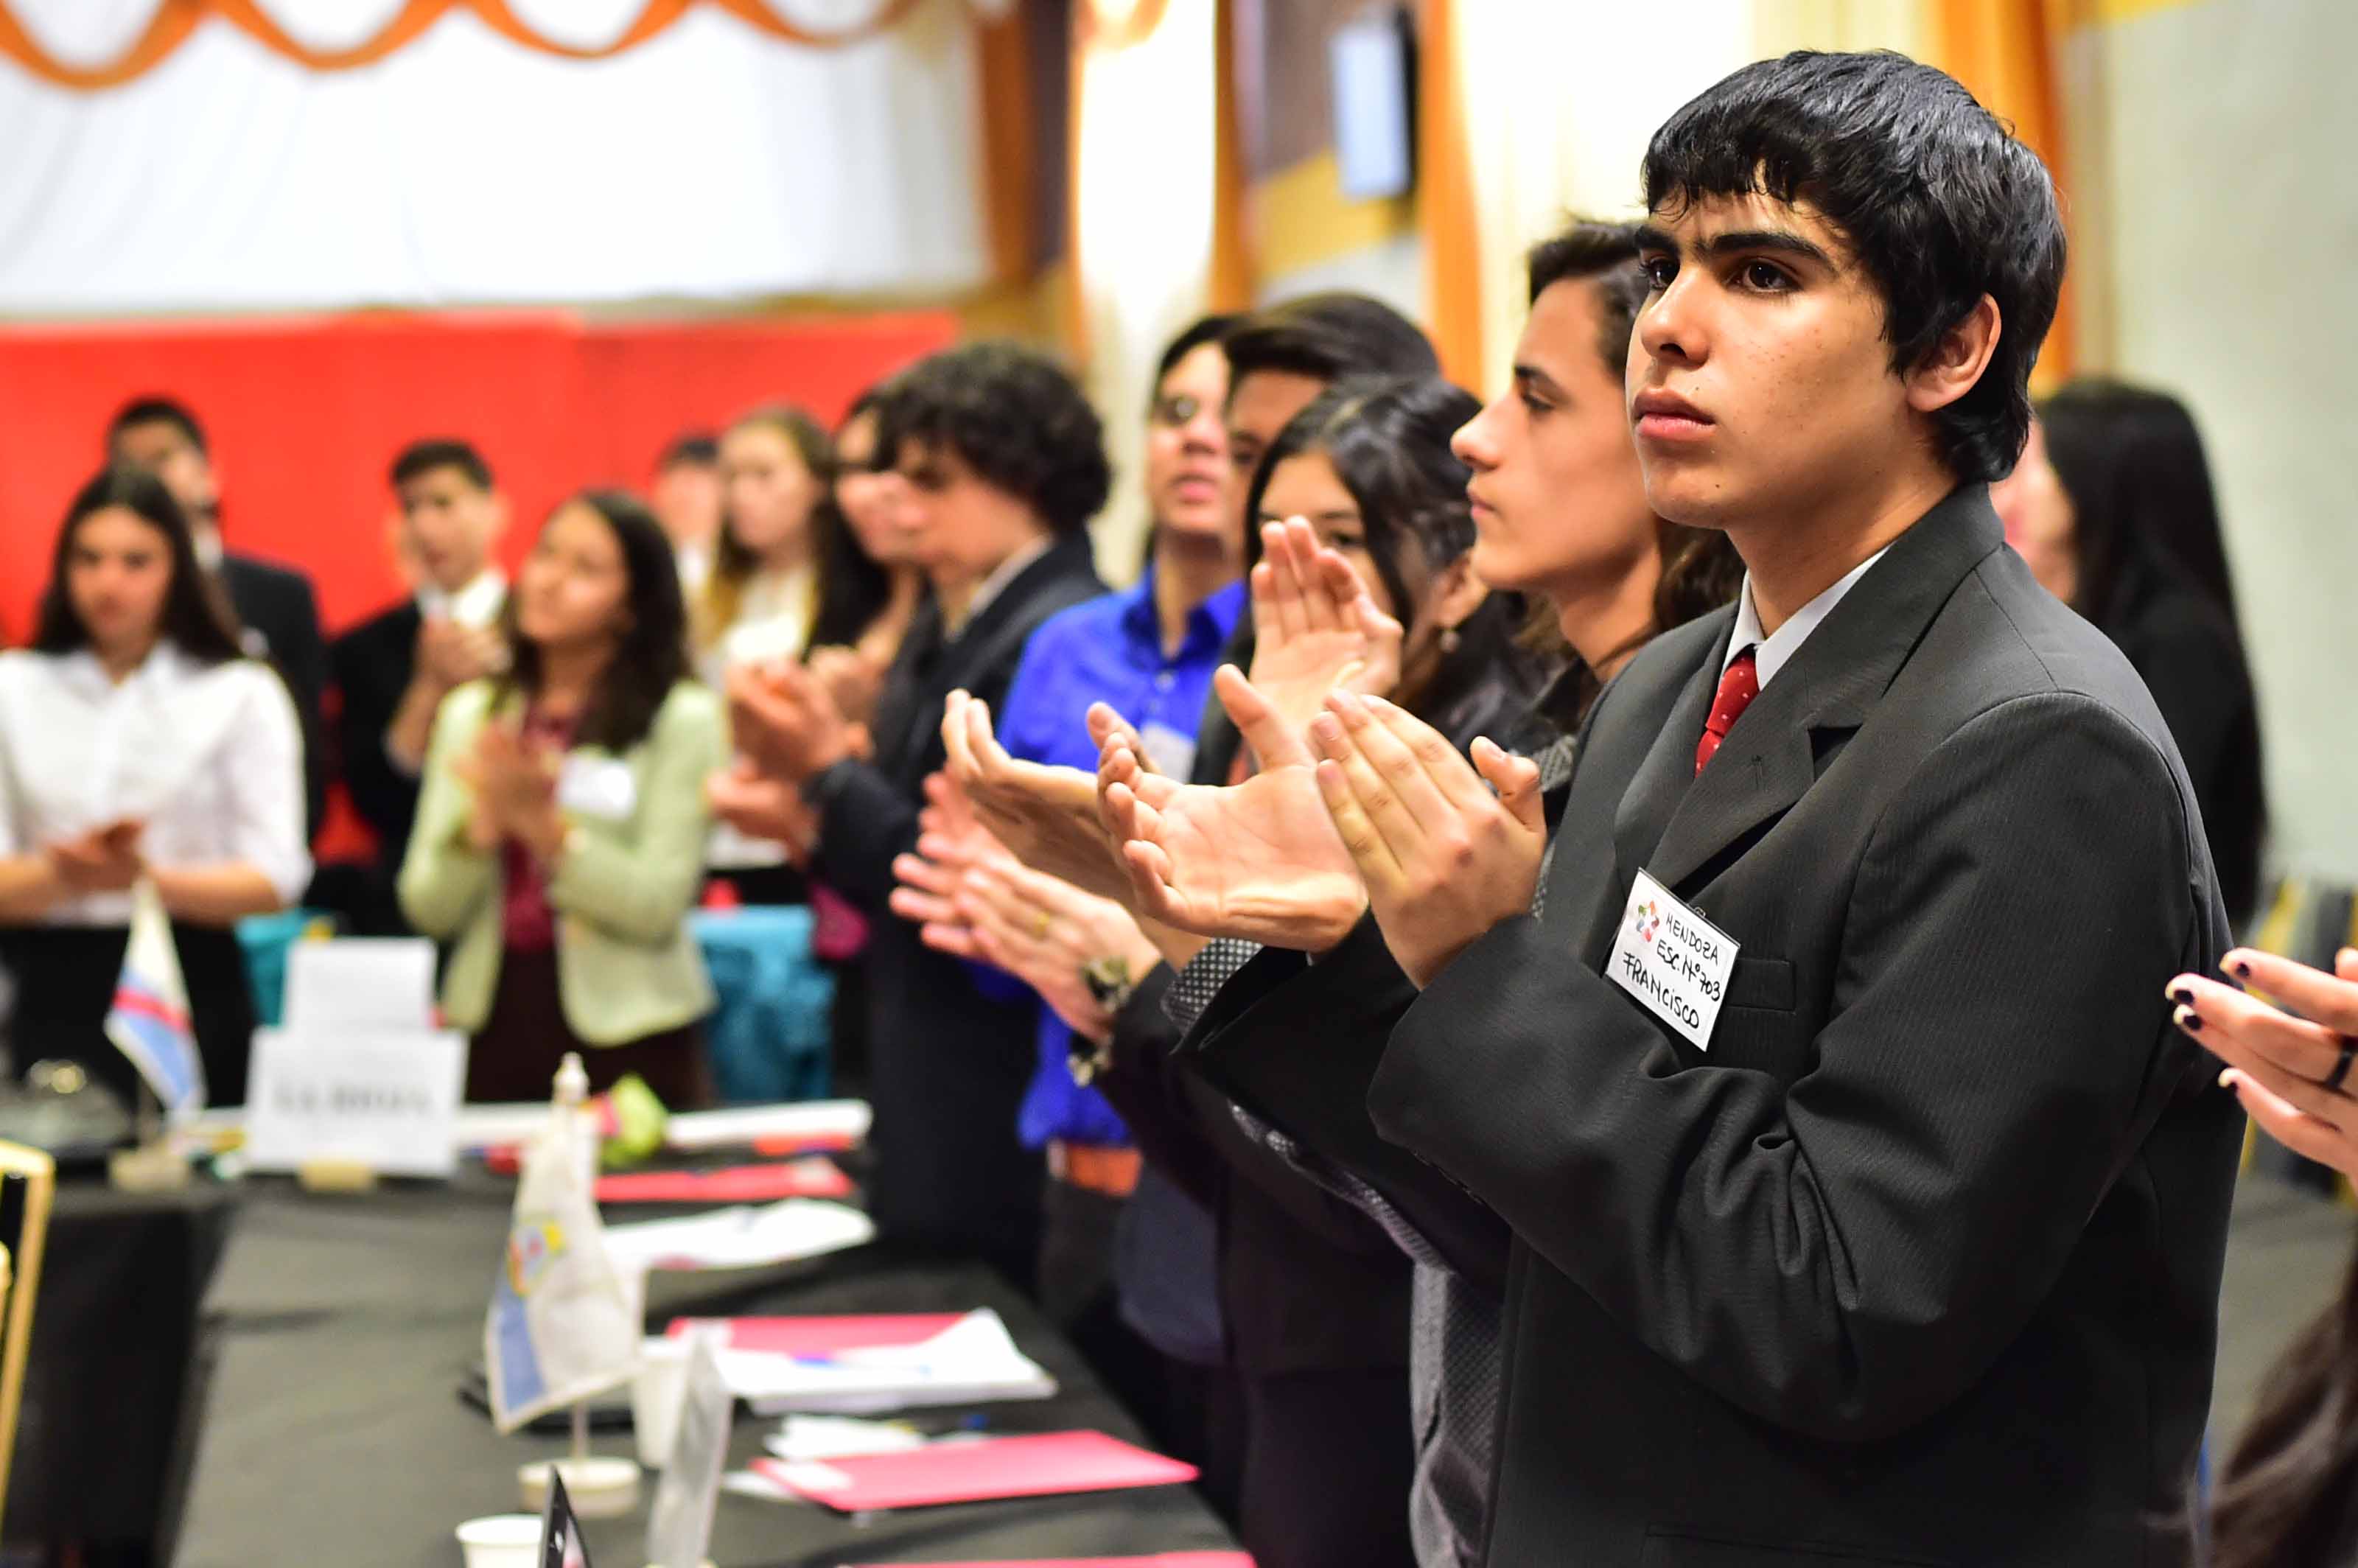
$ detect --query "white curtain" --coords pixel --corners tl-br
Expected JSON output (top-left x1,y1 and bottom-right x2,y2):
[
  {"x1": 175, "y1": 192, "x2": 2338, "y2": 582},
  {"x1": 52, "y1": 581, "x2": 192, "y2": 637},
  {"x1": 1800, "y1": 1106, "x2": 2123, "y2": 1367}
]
[{"x1": 0, "y1": 0, "x2": 990, "y2": 313}]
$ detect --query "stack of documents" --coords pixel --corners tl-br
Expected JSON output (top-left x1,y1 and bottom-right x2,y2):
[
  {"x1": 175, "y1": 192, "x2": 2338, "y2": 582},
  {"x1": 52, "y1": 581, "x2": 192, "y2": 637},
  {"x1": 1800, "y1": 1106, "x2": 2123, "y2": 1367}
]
[
  {"x1": 601, "y1": 1199, "x2": 873, "y2": 1273},
  {"x1": 680, "y1": 1309, "x2": 1057, "y2": 1415}
]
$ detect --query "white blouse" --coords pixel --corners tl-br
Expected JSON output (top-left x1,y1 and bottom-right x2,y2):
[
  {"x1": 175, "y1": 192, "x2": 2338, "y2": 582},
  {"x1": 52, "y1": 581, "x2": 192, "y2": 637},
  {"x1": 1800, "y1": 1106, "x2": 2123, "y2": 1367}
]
[{"x1": 0, "y1": 644, "x2": 312, "y2": 926}]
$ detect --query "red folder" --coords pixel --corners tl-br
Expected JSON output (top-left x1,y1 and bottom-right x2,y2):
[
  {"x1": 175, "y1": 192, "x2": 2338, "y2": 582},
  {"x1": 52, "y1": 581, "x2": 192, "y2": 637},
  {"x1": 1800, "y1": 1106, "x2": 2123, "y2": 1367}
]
[
  {"x1": 842, "y1": 1557, "x2": 1252, "y2": 1567},
  {"x1": 663, "y1": 1312, "x2": 966, "y2": 1355},
  {"x1": 752, "y1": 1430, "x2": 1198, "y2": 1511},
  {"x1": 594, "y1": 1158, "x2": 853, "y2": 1204}
]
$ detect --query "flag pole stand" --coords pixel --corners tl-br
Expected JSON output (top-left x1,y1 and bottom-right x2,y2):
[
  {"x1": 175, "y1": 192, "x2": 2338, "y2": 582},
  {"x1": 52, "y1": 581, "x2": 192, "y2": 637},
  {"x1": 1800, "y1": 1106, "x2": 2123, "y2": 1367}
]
[
  {"x1": 108, "y1": 1080, "x2": 189, "y2": 1192},
  {"x1": 514, "y1": 1054, "x2": 642, "y2": 1520}
]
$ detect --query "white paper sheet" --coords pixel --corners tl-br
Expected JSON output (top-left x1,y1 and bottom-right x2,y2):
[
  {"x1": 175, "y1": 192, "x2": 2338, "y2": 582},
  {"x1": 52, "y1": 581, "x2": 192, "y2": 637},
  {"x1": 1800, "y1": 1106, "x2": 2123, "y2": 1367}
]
[{"x1": 601, "y1": 1200, "x2": 875, "y2": 1274}]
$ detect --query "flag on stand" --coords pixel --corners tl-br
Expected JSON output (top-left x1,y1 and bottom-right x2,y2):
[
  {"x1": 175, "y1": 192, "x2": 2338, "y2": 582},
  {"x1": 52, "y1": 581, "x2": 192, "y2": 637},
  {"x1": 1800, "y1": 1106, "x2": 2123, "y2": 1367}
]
[
  {"x1": 103, "y1": 878, "x2": 204, "y2": 1116},
  {"x1": 486, "y1": 1082, "x2": 640, "y2": 1432}
]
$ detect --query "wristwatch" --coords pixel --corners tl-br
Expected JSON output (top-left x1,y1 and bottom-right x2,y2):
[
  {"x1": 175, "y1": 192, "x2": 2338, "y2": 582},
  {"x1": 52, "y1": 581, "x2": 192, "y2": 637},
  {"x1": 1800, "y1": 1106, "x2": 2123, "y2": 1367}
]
[{"x1": 1068, "y1": 956, "x2": 1139, "y2": 1086}]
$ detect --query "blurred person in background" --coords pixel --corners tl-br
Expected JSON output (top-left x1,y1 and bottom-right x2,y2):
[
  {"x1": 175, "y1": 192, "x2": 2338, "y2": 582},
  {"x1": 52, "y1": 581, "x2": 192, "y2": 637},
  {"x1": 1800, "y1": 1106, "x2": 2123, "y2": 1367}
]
[
  {"x1": 805, "y1": 386, "x2": 928, "y2": 732},
  {"x1": 399, "y1": 490, "x2": 723, "y2": 1106},
  {"x1": 0, "y1": 466, "x2": 309, "y2": 1107},
  {"x1": 653, "y1": 431, "x2": 724, "y2": 598},
  {"x1": 1993, "y1": 380, "x2": 2265, "y2": 926},
  {"x1": 329, "y1": 439, "x2": 510, "y2": 935},
  {"x1": 715, "y1": 342, "x2": 1108, "y2": 1291},
  {"x1": 108, "y1": 396, "x2": 330, "y2": 839}
]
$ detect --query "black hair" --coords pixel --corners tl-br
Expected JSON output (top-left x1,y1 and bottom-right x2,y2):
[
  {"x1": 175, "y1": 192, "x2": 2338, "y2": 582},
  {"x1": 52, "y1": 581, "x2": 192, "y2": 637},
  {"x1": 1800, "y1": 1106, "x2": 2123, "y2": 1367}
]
[
  {"x1": 873, "y1": 343, "x2": 1111, "y2": 535},
  {"x1": 1154, "y1": 313, "x2": 1242, "y2": 398},
  {"x1": 32, "y1": 465, "x2": 246, "y2": 665},
  {"x1": 107, "y1": 396, "x2": 208, "y2": 458},
  {"x1": 498, "y1": 489, "x2": 690, "y2": 754},
  {"x1": 1522, "y1": 219, "x2": 1745, "y2": 713},
  {"x1": 1641, "y1": 49, "x2": 2066, "y2": 483},
  {"x1": 2214, "y1": 1241, "x2": 2358, "y2": 1568},
  {"x1": 2039, "y1": 379, "x2": 2243, "y2": 628},
  {"x1": 659, "y1": 432, "x2": 721, "y2": 472},
  {"x1": 390, "y1": 438, "x2": 494, "y2": 493},
  {"x1": 1243, "y1": 375, "x2": 1541, "y2": 722},
  {"x1": 1221, "y1": 293, "x2": 1438, "y2": 396}
]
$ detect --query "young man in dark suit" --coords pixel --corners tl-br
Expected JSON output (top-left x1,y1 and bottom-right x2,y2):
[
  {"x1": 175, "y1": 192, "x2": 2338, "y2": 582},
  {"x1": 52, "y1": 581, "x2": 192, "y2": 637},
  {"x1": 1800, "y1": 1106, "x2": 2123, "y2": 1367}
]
[
  {"x1": 109, "y1": 397, "x2": 330, "y2": 838},
  {"x1": 329, "y1": 440, "x2": 510, "y2": 934},
  {"x1": 1108, "y1": 51, "x2": 2243, "y2": 1567},
  {"x1": 716, "y1": 343, "x2": 1110, "y2": 1292}
]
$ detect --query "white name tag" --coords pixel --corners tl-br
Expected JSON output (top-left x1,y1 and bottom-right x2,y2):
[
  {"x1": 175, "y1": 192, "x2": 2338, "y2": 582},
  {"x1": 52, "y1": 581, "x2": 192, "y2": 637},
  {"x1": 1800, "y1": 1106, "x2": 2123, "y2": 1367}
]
[
  {"x1": 1137, "y1": 721, "x2": 1199, "y2": 785},
  {"x1": 558, "y1": 755, "x2": 637, "y2": 821},
  {"x1": 1606, "y1": 869, "x2": 1739, "y2": 1050},
  {"x1": 244, "y1": 1027, "x2": 468, "y2": 1177}
]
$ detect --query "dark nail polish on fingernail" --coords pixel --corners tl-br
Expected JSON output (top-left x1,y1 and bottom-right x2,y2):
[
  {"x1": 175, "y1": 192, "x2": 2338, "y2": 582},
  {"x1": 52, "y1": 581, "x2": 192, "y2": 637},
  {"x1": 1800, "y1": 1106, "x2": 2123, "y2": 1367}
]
[
  {"x1": 2179, "y1": 1009, "x2": 2203, "y2": 1032},
  {"x1": 2170, "y1": 986, "x2": 2193, "y2": 1006},
  {"x1": 2233, "y1": 960, "x2": 2253, "y2": 979}
]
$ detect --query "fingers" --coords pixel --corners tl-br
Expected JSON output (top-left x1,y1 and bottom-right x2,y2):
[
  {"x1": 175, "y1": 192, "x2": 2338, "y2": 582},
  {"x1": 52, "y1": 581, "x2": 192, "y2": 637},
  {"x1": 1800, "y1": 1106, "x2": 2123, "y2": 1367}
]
[
  {"x1": 1281, "y1": 518, "x2": 1343, "y2": 634},
  {"x1": 1312, "y1": 753, "x2": 1404, "y2": 886},
  {"x1": 2172, "y1": 972, "x2": 2349, "y2": 1085},
  {"x1": 2182, "y1": 998, "x2": 2354, "y2": 1131},
  {"x1": 1087, "y1": 704, "x2": 1149, "y2": 772},
  {"x1": 2224, "y1": 1069, "x2": 2358, "y2": 1171},
  {"x1": 916, "y1": 917, "x2": 982, "y2": 959},
  {"x1": 2219, "y1": 947, "x2": 2358, "y2": 1035},
  {"x1": 1348, "y1": 590, "x2": 1406, "y2": 691},
  {"x1": 940, "y1": 690, "x2": 976, "y2": 777},
  {"x1": 1248, "y1": 559, "x2": 1278, "y2": 647},
  {"x1": 1215, "y1": 664, "x2": 1312, "y2": 771},
  {"x1": 1264, "y1": 521, "x2": 1309, "y2": 641},
  {"x1": 892, "y1": 851, "x2": 960, "y2": 900},
  {"x1": 1473, "y1": 737, "x2": 1547, "y2": 836},
  {"x1": 1119, "y1": 837, "x2": 1193, "y2": 929},
  {"x1": 1315, "y1": 691, "x2": 1454, "y2": 845},
  {"x1": 1362, "y1": 693, "x2": 1492, "y2": 812}
]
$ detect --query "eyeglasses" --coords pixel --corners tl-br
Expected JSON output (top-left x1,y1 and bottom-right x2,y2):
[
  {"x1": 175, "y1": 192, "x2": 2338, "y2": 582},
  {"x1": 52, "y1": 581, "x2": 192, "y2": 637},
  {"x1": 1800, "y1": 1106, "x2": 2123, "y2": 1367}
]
[{"x1": 1151, "y1": 393, "x2": 1205, "y2": 428}]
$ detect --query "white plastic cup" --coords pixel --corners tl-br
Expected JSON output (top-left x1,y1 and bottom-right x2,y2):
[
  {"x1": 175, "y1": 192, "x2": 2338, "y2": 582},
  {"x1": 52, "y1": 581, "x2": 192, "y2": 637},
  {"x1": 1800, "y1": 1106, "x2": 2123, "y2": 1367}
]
[
  {"x1": 631, "y1": 1337, "x2": 693, "y2": 1469},
  {"x1": 455, "y1": 1514, "x2": 540, "y2": 1568}
]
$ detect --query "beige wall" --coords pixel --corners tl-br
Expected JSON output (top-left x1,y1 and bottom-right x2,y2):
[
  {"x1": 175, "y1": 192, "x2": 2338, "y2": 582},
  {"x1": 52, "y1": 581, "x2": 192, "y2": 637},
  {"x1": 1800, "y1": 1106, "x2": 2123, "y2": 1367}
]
[{"x1": 2063, "y1": 0, "x2": 2358, "y2": 881}]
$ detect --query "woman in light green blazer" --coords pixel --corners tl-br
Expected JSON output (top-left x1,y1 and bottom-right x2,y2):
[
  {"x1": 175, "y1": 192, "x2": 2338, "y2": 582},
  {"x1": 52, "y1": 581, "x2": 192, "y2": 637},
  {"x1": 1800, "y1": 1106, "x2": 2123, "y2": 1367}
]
[{"x1": 400, "y1": 489, "x2": 727, "y2": 1105}]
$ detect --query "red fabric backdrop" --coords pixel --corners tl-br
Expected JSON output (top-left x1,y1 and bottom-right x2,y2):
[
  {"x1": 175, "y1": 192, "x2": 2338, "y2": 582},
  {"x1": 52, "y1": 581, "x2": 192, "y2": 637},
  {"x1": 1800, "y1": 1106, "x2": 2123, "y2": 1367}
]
[{"x1": 0, "y1": 309, "x2": 959, "y2": 639}]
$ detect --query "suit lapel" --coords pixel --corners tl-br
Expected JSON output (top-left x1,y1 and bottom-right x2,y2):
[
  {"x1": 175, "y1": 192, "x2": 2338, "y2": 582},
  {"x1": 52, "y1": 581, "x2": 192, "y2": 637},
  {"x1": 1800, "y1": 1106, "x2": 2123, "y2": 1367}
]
[{"x1": 1615, "y1": 484, "x2": 2009, "y2": 899}]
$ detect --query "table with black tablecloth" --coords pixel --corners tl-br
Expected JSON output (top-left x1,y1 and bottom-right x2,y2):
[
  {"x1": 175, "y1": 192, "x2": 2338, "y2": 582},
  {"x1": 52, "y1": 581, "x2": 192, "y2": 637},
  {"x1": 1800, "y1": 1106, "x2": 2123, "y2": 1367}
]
[
  {"x1": 3, "y1": 1180, "x2": 238, "y2": 1562},
  {"x1": 174, "y1": 1174, "x2": 1235, "y2": 1567}
]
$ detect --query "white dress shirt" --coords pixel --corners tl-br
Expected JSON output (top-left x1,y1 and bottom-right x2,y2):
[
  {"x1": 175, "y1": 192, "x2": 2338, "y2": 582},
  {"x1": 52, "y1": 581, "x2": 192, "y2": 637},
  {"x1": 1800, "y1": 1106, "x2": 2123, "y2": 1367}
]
[
  {"x1": 416, "y1": 567, "x2": 507, "y2": 630},
  {"x1": 0, "y1": 643, "x2": 312, "y2": 925},
  {"x1": 1724, "y1": 546, "x2": 1892, "y2": 690}
]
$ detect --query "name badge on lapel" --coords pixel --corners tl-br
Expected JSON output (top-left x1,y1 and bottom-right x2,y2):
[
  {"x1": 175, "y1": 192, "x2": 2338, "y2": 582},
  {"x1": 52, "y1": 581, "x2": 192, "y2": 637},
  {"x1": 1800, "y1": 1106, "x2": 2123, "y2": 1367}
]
[
  {"x1": 1607, "y1": 869, "x2": 1739, "y2": 1050},
  {"x1": 556, "y1": 755, "x2": 637, "y2": 822}
]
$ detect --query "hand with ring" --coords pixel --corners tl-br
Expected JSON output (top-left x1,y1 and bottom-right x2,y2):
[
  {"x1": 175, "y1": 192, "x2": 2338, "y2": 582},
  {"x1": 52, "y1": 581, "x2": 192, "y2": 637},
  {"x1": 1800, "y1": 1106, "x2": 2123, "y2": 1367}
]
[{"x1": 2170, "y1": 945, "x2": 2358, "y2": 1177}]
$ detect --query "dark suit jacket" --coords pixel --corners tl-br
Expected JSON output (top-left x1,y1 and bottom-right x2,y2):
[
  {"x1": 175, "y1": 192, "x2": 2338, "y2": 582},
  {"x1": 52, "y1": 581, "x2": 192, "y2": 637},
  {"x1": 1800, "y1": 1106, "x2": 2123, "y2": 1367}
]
[
  {"x1": 1201, "y1": 489, "x2": 2244, "y2": 1565},
  {"x1": 219, "y1": 551, "x2": 329, "y2": 838},
  {"x1": 330, "y1": 601, "x2": 426, "y2": 869},
  {"x1": 806, "y1": 535, "x2": 1105, "y2": 1285}
]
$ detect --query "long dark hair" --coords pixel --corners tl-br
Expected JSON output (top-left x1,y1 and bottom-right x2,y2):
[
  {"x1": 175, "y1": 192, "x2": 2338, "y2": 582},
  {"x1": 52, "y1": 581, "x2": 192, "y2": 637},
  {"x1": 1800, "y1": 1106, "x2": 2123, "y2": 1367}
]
[
  {"x1": 498, "y1": 489, "x2": 689, "y2": 754},
  {"x1": 32, "y1": 464, "x2": 246, "y2": 665},
  {"x1": 1243, "y1": 374, "x2": 1547, "y2": 735},
  {"x1": 1524, "y1": 219, "x2": 1744, "y2": 720},
  {"x1": 2212, "y1": 1239, "x2": 2358, "y2": 1567},
  {"x1": 808, "y1": 391, "x2": 896, "y2": 650},
  {"x1": 2038, "y1": 379, "x2": 2245, "y2": 637}
]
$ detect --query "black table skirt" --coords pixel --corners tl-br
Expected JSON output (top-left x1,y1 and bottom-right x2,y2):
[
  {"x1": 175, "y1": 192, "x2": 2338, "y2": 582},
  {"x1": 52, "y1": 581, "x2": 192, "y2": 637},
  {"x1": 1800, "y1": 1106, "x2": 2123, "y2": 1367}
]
[{"x1": 174, "y1": 1176, "x2": 1234, "y2": 1567}]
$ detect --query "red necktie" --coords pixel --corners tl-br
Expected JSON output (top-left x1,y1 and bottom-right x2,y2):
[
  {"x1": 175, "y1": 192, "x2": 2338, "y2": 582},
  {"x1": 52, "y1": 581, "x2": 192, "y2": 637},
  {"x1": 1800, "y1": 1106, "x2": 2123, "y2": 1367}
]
[{"x1": 1695, "y1": 647, "x2": 1760, "y2": 775}]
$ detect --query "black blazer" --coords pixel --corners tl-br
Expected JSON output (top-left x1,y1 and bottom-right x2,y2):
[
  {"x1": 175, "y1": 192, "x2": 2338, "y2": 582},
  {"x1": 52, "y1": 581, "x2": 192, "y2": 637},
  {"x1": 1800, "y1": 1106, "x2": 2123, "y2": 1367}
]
[
  {"x1": 329, "y1": 600, "x2": 426, "y2": 870},
  {"x1": 807, "y1": 535, "x2": 1105, "y2": 1286},
  {"x1": 219, "y1": 551, "x2": 329, "y2": 838},
  {"x1": 1208, "y1": 489, "x2": 2243, "y2": 1566}
]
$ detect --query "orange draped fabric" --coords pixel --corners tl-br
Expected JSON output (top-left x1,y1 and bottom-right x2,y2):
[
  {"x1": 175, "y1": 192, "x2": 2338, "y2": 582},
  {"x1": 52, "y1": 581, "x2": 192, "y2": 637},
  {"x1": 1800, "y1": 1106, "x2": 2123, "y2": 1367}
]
[
  {"x1": 1206, "y1": 0, "x2": 1253, "y2": 312},
  {"x1": 0, "y1": 0, "x2": 934, "y2": 89},
  {"x1": 1933, "y1": 0, "x2": 2079, "y2": 382},
  {"x1": 1415, "y1": 0, "x2": 1484, "y2": 390}
]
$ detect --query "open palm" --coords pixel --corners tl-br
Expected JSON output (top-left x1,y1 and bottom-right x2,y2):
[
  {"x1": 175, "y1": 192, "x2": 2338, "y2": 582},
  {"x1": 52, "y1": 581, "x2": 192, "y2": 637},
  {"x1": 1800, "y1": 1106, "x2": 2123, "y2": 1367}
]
[
  {"x1": 1248, "y1": 517, "x2": 1402, "y2": 738},
  {"x1": 1103, "y1": 665, "x2": 1366, "y2": 951}
]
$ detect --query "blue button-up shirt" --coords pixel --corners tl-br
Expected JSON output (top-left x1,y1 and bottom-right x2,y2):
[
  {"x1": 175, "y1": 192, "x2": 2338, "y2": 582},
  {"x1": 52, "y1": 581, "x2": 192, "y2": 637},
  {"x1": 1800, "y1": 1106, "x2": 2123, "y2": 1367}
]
[{"x1": 987, "y1": 566, "x2": 1245, "y2": 1149}]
